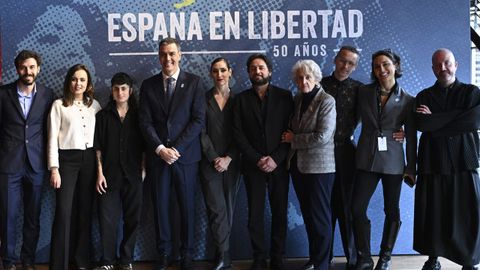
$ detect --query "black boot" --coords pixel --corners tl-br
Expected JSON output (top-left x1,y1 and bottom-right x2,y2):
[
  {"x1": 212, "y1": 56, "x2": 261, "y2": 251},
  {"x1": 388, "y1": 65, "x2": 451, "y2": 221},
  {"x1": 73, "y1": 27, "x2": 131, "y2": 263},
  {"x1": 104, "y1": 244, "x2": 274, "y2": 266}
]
[
  {"x1": 353, "y1": 220, "x2": 373, "y2": 270},
  {"x1": 422, "y1": 257, "x2": 441, "y2": 270},
  {"x1": 211, "y1": 252, "x2": 231, "y2": 270},
  {"x1": 374, "y1": 220, "x2": 401, "y2": 270}
]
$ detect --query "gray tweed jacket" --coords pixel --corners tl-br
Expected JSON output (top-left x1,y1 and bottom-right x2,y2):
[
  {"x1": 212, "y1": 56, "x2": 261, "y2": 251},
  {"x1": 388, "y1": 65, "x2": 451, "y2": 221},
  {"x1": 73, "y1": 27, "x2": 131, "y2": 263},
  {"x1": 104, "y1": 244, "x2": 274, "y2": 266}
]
[{"x1": 287, "y1": 86, "x2": 336, "y2": 174}]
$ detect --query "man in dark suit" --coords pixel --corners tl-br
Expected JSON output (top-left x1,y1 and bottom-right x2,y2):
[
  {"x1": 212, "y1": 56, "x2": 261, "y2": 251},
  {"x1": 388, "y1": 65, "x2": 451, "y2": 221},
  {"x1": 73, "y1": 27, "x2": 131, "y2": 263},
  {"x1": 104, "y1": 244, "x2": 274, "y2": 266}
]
[
  {"x1": 0, "y1": 50, "x2": 54, "y2": 270},
  {"x1": 138, "y1": 37, "x2": 205, "y2": 270},
  {"x1": 233, "y1": 54, "x2": 293, "y2": 270}
]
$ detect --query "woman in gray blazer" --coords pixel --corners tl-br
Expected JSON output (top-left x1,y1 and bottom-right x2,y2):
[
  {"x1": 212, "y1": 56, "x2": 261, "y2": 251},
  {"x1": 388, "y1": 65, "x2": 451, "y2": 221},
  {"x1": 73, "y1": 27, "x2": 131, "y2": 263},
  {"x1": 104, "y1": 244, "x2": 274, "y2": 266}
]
[
  {"x1": 282, "y1": 59, "x2": 336, "y2": 270},
  {"x1": 200, "y1": 57, "x2": 241, "y2": 270},
  {"x1": 351, "y1": 49, "x2": 416, "y2": 270}
]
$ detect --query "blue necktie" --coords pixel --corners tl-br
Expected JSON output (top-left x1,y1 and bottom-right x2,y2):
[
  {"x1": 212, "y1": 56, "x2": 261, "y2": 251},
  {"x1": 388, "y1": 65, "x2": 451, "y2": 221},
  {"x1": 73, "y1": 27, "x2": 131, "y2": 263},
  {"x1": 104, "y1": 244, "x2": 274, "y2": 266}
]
[{"x1": 166, "y1": 77, "x2": 174, "y2": 105}]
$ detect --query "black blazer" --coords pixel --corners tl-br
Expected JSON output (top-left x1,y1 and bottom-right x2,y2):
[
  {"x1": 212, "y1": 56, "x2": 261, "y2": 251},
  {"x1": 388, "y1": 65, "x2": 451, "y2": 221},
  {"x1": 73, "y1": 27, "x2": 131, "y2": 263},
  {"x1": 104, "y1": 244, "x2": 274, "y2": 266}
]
[
  {"x1": 0, "y1": 81, "x2": 54, "y2": 174},
  {"x1": 200, "y1": 89, "x2": 240, "y2": 178},
  {"x1": 200, "y1": 88, "x2": 238, "y2": 162},
  {"x1": 233, "y1": 84, "x2": 293, "y2": 174},
  {"x1": 139, "y1": 70, "x2": 206, "y2": 164}
]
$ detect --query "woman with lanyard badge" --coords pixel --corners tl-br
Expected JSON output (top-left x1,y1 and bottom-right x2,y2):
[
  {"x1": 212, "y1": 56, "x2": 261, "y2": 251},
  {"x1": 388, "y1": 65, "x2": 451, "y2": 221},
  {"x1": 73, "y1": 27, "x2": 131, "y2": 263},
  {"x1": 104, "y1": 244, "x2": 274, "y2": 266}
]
[{"x1": 351, "y1": 49, "x2": 416, "y2": 270}]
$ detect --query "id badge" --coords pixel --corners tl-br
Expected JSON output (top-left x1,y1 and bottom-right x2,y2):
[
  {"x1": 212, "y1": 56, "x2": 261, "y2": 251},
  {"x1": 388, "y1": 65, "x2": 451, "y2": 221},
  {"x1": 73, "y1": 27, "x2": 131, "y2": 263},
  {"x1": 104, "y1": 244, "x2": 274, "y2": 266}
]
[{"x1": 378, "y1": 136, "x2": 388, "y2": 151}]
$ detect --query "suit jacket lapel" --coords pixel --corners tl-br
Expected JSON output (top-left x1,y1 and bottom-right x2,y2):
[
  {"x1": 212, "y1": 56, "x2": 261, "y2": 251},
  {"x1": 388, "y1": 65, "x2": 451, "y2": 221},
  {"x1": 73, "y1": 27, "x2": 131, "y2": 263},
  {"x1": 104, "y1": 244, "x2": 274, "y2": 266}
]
[
  {"x1": 368, "y1": 86, "x2": 380, "y2": 126},
  {"x1": 26, "y1": 85, "x2": 42, "y2": 121},
  {"x1": 381, "y1": 85, "x2": 402, "y2": 121},
  {"x1": 169, "y1": 71, "x2": 188, "y2": 116},
  {"x1": 292, "y1": 95, "x2": 302, "y2": 131},
  {"x1": 7, "y1": 84, "x2": 25, "y2": 120},
  {"x1": 247, "y1": 89, "x2": 263, "y2": 127},
  {"x1": 153, "y1": 74, "x2": 167, "y2": 114}
]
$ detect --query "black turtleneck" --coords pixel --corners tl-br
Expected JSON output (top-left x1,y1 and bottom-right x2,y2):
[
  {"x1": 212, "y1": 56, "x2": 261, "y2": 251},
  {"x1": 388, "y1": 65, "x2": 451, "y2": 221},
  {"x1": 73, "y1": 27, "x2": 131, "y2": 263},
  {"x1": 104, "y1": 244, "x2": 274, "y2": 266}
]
[{"x1": 300, "y1": 86, "x2": 320, "y2": 119}]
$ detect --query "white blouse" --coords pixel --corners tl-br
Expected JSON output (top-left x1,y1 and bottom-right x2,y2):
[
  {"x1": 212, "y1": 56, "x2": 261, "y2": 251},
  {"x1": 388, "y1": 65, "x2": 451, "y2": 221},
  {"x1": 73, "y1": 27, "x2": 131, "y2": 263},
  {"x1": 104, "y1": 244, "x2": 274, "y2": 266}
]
[{"x1": 47, "y1": 98, "x2": 101, "y2": 169}]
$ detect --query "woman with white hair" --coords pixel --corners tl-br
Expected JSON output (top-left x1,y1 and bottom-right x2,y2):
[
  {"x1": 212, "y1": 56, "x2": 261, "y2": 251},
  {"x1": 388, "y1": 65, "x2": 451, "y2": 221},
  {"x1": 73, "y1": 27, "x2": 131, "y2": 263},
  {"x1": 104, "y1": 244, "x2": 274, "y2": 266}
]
[{"x1": 282, "y1": 59, "x2": 337, "y2": 270}]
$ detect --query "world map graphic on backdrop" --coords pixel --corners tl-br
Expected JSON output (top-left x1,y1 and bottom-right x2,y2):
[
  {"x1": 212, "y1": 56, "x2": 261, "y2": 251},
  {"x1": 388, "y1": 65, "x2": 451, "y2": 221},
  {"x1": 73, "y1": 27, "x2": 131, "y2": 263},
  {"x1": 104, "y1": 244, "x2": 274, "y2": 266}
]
[{"x1": 0, "y1": 0, "x2": 471, "y2": 262}]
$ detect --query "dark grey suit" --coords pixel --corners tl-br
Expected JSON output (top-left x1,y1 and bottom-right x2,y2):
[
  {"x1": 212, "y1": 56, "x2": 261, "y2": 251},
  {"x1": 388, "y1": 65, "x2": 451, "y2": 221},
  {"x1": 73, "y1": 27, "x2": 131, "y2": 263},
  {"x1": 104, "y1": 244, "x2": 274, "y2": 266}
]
[
  {"x1": 200, "y1": 89, "x2": 241, "y2": 255},
  {"x1": 351, "y1": 83, "x2": 417, "y2": 266},
  {"x1": 355, "y1": 83, "x2": 416, "y2": 176}
]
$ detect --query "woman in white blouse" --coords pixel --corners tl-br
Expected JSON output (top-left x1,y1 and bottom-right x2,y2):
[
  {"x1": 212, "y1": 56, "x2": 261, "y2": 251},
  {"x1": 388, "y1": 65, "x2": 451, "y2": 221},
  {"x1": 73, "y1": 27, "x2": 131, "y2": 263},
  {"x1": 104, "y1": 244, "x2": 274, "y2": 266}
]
[{"x1": 48, "y1": 64, "x2": 101, "y2": 270}]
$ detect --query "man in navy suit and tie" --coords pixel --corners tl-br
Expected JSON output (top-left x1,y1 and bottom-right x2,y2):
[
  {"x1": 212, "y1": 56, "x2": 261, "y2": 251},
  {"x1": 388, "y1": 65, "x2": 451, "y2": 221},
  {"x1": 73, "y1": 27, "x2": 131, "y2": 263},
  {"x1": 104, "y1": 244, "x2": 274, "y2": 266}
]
[
  {"x1": 0, "y1": 50, "x2": 53, "y2": 270},
  {"x1": 139, "y1": 37, "x2": 205, "y2": 270}
]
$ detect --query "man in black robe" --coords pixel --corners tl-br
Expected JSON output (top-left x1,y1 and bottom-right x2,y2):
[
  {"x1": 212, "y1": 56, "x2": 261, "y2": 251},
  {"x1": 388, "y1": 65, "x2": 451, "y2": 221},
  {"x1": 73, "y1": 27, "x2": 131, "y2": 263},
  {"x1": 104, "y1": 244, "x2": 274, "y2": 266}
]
[{"x1": 414, "y1": 48, "x2": 480, "y2": 270}]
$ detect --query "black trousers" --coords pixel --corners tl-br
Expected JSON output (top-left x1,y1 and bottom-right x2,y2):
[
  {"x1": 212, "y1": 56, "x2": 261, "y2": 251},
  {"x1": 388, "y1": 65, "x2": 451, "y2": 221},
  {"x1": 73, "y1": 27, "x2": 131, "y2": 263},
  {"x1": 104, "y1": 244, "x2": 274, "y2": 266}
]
[
  {"x1": 330, "y1": 143, "x2": 357, "y2": 265},
  {"x1": 200, "y1": 159, "x2": 241, "y2": 254},
  {"x1": 291, "y1": 161, "x2": 335, "y2": 270},
  {"x1": 97, "y1": 177, "x2": 143, "y2": 265},
  {"x1": 243, "y1": 166, "x2": 289, "y2": 262},
  {"x1": 351, "y1": 170, "x2": 403, "y2": 228},
  {"x1": 49, "y1": 149, "x2": 95, "y2": 270},
  {"x1": 0, "y1": 165, "x2": 44, "y2": 267}
]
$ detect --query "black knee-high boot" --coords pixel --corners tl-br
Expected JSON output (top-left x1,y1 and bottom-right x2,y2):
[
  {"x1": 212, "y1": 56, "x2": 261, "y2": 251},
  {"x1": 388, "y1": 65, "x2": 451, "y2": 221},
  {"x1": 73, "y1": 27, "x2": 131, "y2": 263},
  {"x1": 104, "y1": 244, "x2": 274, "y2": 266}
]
[
  {"x1": 353, "y1": 220, "x2": 373, "y2": 270},
  {"x1": 374, "y1": 220, "x2": 401, "y2": 270}
]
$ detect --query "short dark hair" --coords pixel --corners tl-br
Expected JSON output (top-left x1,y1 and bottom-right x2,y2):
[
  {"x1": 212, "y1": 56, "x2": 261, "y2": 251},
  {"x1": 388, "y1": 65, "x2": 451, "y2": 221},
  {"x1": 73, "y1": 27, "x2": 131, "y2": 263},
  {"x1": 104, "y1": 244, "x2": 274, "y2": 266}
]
[
  {"x1": 246, "y1": 54, "x2": 272, "y2": 72},
  {"x1": 159, "y1": 37, "x2": 181, "y2": 52},
  {"x1": 110, "y1": 72, "x2": 137, "y2": 108},
  {"x1": 335, "y1": 45, "x2": 360, "y2": 60},
  {"x1": 370, "y1": 49, "x2": 402, "y2": 82},
  {"x1": 111, "y1": 72, "x2": 133, "y2": 87},
  {"x1": 14, "y1": 50, "x2": 42, "y2": 69}
]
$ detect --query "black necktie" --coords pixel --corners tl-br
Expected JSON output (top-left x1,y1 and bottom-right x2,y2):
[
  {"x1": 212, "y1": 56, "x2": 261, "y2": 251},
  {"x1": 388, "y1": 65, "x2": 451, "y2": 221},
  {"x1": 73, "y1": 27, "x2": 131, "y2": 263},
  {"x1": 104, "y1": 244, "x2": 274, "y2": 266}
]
[{"x1": 166, "y1": 77, "x2": 174, "y2": 105}]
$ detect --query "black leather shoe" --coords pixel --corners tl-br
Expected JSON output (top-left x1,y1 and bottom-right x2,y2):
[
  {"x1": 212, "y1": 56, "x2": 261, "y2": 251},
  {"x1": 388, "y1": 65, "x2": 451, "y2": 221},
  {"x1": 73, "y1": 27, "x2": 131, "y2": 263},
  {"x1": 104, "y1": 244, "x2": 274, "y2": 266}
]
[
  {"x1": 298, "y1": 261, "x2": 314, "y2": 270},
  {"x1": 118, "y1": 264, "x2": 133, "y2": 270},
  {"x1": 155, "y1": 254, "x2": 170, "y2": 270},
  {"x1": 249, "y1": 259, "x2": 267, "y2": 270},
  {"x1": 270, "y1": 259, "x2": 287, "y2": 270},
  {"x1": 211, "y1": 253, "x2": 231, "y2": 270},
  {"x1": 421, "y1": 258, "x2": 441, "y2": 270},
  {"x1": 181, "y1": 256, "x2": 193, "y2": 270},
  {"x1": 354, "y1": 259, "x2": 374, "y2": 270}
]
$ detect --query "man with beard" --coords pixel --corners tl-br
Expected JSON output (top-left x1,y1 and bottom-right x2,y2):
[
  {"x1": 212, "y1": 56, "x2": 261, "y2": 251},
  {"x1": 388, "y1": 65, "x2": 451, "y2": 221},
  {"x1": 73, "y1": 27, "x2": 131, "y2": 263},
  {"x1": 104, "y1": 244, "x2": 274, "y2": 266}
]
[
  {"x1": 414, "y1": 48, "x2": 480, "y2": 270},
  {"x1": 233, "y1": 54, "x2": 293, "y2": 270},
  {"x1": 0, "y1": 50, "x2": 53, "y2": 270}
]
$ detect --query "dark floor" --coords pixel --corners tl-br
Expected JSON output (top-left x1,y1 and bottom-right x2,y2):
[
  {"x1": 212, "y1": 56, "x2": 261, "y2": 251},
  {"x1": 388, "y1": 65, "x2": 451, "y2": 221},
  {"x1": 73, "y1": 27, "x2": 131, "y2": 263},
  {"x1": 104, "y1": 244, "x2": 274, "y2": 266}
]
[{"x1": 31, "y1": 256, "x2": 463, "y2": 270}]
